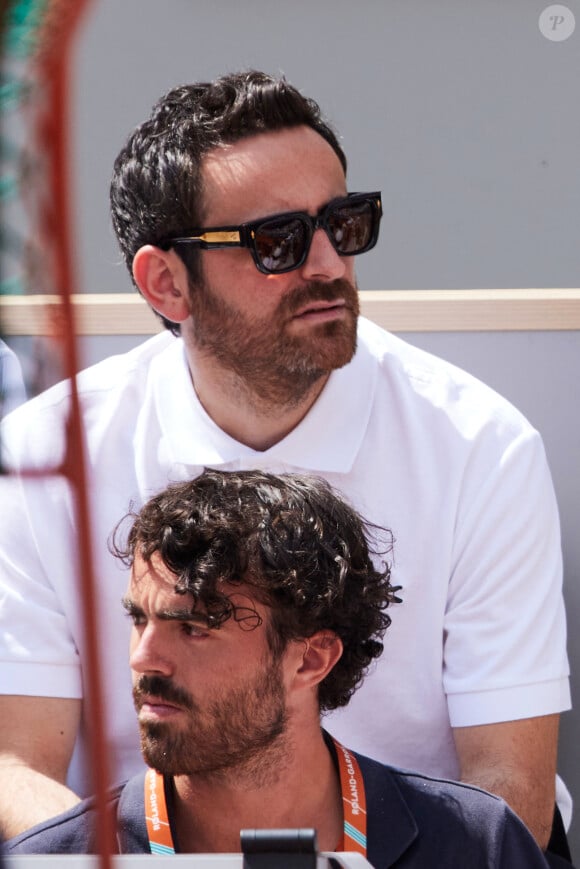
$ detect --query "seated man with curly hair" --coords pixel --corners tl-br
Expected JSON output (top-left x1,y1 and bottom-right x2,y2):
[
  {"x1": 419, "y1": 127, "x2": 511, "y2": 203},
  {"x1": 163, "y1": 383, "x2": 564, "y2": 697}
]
[{"x1": 5, "y1": 470, "x2": 551, "y2": 866}]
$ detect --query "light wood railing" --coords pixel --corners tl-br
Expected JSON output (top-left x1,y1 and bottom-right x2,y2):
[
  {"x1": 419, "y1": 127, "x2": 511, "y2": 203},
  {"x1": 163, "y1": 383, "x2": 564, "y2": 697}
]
[{"x1": 1, "y1": 289, "x2": 579, "y2": 335}]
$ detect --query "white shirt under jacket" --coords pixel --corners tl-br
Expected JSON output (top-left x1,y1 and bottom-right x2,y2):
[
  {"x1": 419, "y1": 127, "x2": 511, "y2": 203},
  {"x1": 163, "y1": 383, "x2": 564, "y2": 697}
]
[{"x1": 0, "y1": 317, "x2": 570, "y2": 818}]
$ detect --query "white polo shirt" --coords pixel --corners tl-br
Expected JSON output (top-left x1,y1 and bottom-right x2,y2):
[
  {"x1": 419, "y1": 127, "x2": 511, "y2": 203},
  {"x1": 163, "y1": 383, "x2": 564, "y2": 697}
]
[{"x1": 0, "y1": 318, "x2": 570, "y2": 814}]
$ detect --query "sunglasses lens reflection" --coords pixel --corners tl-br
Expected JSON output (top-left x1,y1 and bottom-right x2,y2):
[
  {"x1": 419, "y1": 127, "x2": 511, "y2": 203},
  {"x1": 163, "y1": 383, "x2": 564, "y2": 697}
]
[
  {"x1": 328, "y1": 201, "x2": 374, "y2": 254},
  {"x1": 254, "y1": 217, "x2": 307, "y2": 272},
  {"x1": 254, "y1": 198, "x2": 377, "y2": 273}
]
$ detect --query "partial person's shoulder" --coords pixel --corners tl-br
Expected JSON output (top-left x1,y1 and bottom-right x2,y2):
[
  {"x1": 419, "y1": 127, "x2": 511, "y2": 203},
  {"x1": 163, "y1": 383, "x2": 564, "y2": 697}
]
[
  {"x1": 0, "y1": 340, "x2": 27, "y2": 415},
  {"x1": 3, "y1": 784, "x2": 125, "y2": 854}
]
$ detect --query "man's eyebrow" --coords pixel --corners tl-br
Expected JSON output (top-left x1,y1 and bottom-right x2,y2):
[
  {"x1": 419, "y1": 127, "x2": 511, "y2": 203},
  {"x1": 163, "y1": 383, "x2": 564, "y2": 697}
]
[
  {"x1": 121, "y1": 596, "x2": 209, "y2": 625},
  {"x1": 157, "y1": 608, "x2": 209, "y2": 624},
  {"x1": 121, "y1": 596, "x2": 142, "y2": 616}
]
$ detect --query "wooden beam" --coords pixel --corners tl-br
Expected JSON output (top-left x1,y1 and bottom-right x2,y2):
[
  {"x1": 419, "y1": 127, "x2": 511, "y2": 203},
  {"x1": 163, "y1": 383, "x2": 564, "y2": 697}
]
[{"x1": 1, "y1": 289, "x2": 580, "y2": 336}]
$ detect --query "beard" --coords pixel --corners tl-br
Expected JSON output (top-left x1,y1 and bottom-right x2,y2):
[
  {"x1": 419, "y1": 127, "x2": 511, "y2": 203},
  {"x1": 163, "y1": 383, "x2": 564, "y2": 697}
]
[
  {"x1": 186, "y1": 276, "x2": 360, "y2": 407},
  {"x1": 133, "y1": 658, "x2": 288, "y2": 784}
]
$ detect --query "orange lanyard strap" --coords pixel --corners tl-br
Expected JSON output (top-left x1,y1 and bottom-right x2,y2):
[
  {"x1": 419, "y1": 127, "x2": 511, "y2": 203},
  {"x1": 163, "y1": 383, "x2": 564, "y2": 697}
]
[
  {"x1": 332, "y1": 738, "x2": 368, "y2": 856},
  {"x1": 145, "y1": 767, "x2": 175, "y2": 855},
  {"x1": 144, "y1": 738, "x2": 367, "y2": 857}
]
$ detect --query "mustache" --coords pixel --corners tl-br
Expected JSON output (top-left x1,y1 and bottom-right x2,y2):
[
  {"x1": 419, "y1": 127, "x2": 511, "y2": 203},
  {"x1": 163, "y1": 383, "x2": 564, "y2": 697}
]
[
  {"x1": 133, "y1": 674, "x2": 195, "y2": 711},
  {"x1": 282, "y1": 278, "x2": 360, "y2": 316}
]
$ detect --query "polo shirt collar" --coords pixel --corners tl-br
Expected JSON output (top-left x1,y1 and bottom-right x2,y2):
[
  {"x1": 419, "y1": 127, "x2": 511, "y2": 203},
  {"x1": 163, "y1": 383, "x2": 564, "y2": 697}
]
[{"x1": 152, "y1": 323, "x2": 377, "y2": 473}]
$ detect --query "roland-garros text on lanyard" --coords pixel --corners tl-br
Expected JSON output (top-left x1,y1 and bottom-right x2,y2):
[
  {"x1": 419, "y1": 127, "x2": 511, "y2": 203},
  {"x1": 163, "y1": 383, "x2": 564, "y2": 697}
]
[{"x1": 144, "y1": 737, "x2": 367, "y2": 857}]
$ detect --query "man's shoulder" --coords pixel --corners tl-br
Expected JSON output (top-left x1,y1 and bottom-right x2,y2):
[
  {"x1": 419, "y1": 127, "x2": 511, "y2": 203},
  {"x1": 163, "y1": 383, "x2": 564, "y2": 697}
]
[
  {"x1": 1, "y1": 333, "x2": 177, "y2": 467},
  {"x1": 356, "y1": 315, "x2": 533, "y2": 435},
  {"x1": 354, "y1": 751, "x2": 547, "y2": 866},
  {"x1": 3, "y1": 784, "x2": 126, "y2": 854},
  {"x1": 357, "y1": 748, "x2": 508, "y2": 818},
  {"x1": 65, "y1": 332, "x2": 175, "y2": 402},
  {"x1": 358, "y1": 315, "x2": 499, "y2": 392},
  {"x1": 74, "y1": 332, "x2": 178, "y2": 414},
  {"x1": 5, "y1": 332, "x2": 174, "y2": 417},
  {"x1": 383, "y1": 761, "x2": 507, "y2": 814}
]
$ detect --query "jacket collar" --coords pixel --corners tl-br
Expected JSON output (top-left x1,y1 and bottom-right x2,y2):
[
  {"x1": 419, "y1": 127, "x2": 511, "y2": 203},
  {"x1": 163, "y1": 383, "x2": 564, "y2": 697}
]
[
  {"x1": 117, "y1": 735, "x2": 420, "y2": 864},
  {"x1": 324, "y1": 732, "x2": 418, "y2": 867}
]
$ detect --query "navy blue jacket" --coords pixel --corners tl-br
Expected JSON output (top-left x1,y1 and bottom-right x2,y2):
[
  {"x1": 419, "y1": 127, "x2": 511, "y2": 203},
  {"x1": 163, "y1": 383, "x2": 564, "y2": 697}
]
[{"x1": 5, "y1": 745, "x2": 551, "y2": 867}]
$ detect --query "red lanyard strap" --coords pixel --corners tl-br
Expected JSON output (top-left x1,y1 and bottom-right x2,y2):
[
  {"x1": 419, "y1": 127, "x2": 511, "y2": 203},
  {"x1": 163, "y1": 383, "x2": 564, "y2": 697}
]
[{"x1": 144, "y1": 738, "x2": 367, "y2": 858}]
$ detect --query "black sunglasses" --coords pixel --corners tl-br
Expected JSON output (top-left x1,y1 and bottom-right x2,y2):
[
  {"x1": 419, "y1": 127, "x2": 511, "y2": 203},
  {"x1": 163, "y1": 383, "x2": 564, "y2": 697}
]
[{"x1": 161, "y1": 191, "x2": 382, "y2": 275}]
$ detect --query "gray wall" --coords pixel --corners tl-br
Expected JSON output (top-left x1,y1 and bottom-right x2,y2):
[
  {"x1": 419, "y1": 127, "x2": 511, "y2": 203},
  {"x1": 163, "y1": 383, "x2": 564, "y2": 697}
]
[
  {"x1": 74, "y1": 0, "x2": 580, "y2": 296},
  {"x1": 9, "y1": 0, "x2": 580, "y2": 853}
]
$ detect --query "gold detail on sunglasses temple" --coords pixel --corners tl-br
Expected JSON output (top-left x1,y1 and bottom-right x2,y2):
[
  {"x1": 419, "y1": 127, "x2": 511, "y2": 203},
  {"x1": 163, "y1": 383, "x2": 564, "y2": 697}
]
[{"x1": 193, "y1": 230, "x2": 241, "y2": 244}]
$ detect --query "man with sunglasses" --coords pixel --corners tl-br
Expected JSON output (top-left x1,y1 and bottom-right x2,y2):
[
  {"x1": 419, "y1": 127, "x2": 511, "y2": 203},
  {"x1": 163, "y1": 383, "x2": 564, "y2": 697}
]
[{"x1": 0, "y1": 71, "x2": 571, "y2": 862}]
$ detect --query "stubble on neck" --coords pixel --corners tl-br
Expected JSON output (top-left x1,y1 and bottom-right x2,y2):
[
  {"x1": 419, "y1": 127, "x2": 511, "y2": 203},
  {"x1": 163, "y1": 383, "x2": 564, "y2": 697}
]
[
  {"x1": 171, "y1": 730, "x2": 293, "y2": 853},
  {"x1": 171, "y1": 729, "x2": 343, "y2": 854}
]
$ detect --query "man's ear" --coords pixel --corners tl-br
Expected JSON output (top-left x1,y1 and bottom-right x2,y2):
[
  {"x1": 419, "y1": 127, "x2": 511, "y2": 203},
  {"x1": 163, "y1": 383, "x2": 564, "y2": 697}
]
[
  {"x1": 132, "y1": 245, "x2": 192, "y2": 324},
  {"x1": 294, "y1": 630, "x2": 343, "y2": 691}
]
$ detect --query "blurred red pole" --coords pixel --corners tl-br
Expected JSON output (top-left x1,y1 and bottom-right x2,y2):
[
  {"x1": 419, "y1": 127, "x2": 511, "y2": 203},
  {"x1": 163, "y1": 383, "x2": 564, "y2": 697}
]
[{"x1": 32, "y1": 0, "x2": 117, "y2": 863}]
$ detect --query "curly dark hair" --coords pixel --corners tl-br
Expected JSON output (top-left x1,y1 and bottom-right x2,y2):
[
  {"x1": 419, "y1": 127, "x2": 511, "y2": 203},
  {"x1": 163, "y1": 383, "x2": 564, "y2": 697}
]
[
  {"x1": 110, "y1": 70, "x2": 347, "y2": 334},
  {"x1": 112, "y1": 469, "x2": 399, "y2": 712}
]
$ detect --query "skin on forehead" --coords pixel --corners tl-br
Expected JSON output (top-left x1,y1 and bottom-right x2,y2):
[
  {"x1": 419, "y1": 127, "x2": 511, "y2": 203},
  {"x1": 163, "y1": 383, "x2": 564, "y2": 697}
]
[{"x1": 200, "y1": 125, "x2": 348, "y2": 226}]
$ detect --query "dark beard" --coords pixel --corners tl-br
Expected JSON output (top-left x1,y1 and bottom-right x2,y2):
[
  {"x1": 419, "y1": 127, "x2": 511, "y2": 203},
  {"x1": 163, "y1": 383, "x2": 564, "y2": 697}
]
[
  {"x1": 133, "y1": 661, "x2": 288, "y2": 782},
  {"x1": 187, "y1": 277, "x2": 359, "y2": 407}
]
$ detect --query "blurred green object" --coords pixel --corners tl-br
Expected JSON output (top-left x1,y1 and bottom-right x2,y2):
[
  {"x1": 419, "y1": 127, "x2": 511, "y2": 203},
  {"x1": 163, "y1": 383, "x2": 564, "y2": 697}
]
[
  {"x1": 1, "y1": 0, "x2": 50, "y2": 296},
  {"x1": 2, "y1": 0, "x2": 48, "y2": 58}
]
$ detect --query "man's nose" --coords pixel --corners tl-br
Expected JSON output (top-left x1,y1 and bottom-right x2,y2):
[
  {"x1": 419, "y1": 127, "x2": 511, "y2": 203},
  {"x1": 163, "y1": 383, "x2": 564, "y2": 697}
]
[
  {"x1": 130, "y1": 626, "x2": 173, "y2": 677},
  {"x1": 300, "y1": 227, "x2": 348, "y2": 283}
]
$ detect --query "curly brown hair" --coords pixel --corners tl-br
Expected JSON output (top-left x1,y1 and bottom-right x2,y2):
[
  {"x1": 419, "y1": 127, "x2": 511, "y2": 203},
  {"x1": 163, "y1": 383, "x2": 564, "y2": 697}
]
[{"x1": 112, "y1": 469, "x2": 400, "y2": 712}]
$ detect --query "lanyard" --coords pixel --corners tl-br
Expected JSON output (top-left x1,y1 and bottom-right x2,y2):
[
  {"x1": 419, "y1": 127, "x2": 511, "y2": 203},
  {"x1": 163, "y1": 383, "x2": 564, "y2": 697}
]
[
  {"x1": 144, "y1": 737, "x2": 367, "y2": 857},
  {"x1": 332, "y1": 739, "x2": 368, "y2": 855},
  {"x1": 144, "y1": 765, "x2": 174, "y2": 855}
]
